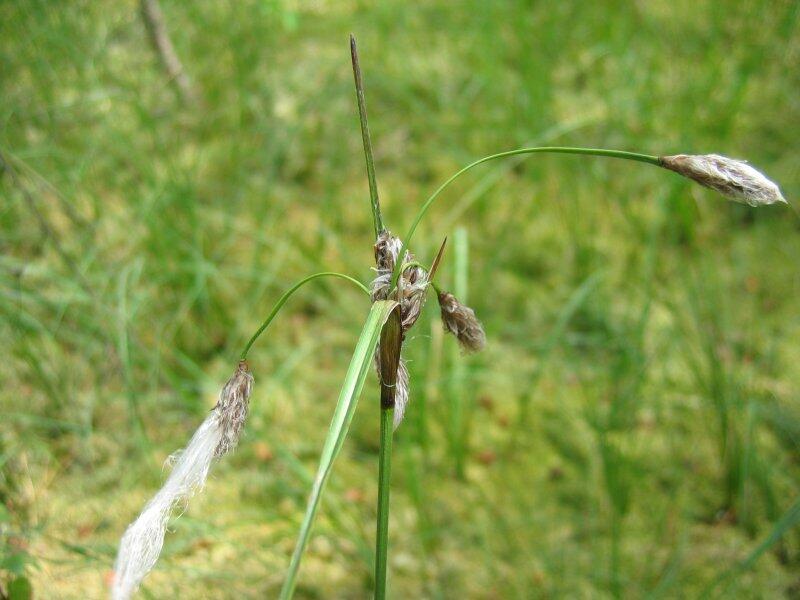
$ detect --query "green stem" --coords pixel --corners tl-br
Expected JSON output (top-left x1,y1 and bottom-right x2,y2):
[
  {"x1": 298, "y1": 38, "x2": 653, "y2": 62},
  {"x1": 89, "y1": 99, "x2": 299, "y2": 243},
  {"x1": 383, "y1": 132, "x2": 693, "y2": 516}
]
[
  {"x1": 239, "y1": 272, "x2": 369, "y2": 360},
  {"x1": 350, "y1": 35, "x2": 384, "y2": 237},
  {"x1": 390, "y1": 146, "x2": 659, "y2": 287},
  {"x1": 375, "y1": 406, "x2": 394, "y2": 599}
]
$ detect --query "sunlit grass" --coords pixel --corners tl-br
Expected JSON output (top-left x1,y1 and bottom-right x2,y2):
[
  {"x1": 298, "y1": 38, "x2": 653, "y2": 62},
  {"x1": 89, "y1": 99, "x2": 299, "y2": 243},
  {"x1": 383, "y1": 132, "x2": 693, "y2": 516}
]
[{"x1": 1, "y1": 0, "x2": 799, "y2": 598}]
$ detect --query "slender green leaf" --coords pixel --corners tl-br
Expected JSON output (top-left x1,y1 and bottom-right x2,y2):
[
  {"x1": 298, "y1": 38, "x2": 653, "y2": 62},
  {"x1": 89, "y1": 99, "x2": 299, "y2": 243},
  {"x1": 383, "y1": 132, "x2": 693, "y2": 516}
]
[
  {"x1": 279, "y1": 299, "x2": 398, "y2": 599},
  {"x1": 8, "y1": 576, "x2": 33, "y2": 600},
  {"x1": 704, "y1": 495, "x2": 800, "y2": 597}
]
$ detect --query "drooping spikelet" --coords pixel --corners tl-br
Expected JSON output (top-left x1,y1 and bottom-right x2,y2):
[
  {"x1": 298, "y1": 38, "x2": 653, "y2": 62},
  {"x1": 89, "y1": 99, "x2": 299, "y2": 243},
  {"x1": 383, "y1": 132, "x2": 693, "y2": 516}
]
[
  {"x1": 213, "y1": 360, "x2": 254, "y2": 457},
  {"x1": 112, "y1": 362, "x2": 254, "y2": 600},
  {"x1": 438, "y1": 290, "x2": 486, "y2": 353},
  {"x1": 659, "y1": 154, "x2": 786, "y2": 207}
]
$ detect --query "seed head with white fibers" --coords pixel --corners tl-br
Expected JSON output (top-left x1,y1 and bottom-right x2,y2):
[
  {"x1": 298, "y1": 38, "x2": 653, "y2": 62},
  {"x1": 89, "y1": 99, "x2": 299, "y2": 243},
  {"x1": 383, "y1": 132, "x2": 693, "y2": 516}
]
[
  {"x1": 112, "y1": 362, "x2": 254, "y2": 600},
  {"x1": 659, "y1": 154, "x2": 786, "y2": 207},
  {"x1": 438, "y1": 290, "x2": 486, "y2": 353}
]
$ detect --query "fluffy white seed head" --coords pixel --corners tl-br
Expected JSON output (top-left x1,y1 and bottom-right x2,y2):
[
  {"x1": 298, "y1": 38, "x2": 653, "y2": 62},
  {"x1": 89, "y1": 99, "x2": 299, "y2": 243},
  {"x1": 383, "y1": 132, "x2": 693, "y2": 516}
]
[
  {"x1": 112, "y1": 362, "x2": 254, "y2": 600},
  {"x1": 659, "y1": 154, "x2": 786, "y2": 207}
]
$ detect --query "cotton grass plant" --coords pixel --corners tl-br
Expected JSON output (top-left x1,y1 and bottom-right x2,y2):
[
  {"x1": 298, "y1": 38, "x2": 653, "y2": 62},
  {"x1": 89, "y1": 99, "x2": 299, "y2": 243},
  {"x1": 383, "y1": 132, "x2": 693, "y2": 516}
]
[{"x1": 113, "y1": 36, "x2": 788, "y2": 598}]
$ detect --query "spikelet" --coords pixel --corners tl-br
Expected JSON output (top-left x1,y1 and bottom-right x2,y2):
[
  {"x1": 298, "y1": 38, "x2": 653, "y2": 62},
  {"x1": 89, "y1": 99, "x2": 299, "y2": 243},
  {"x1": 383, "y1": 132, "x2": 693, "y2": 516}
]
[
  {"x1": 438, "y1": 290, "x2": 486, "y2": 353},
  {"x1": 659, "y1": 154, "x2": 786, "y2": 207},
  {"x1": 371, "y1": 230, "x2": 430, "y2": 430},
  {"x1": 371, "y1": 230, "x2": 429, "y2": 332},
  {"x1": 112, "y1": 362, "x2": 254, "y2": 600},
  {"x1": 213, "y1": 361, "x2": 255, "y2": 457},
  {"x1": 371, "y1": 230, "x2": 404, "y2": 301}
]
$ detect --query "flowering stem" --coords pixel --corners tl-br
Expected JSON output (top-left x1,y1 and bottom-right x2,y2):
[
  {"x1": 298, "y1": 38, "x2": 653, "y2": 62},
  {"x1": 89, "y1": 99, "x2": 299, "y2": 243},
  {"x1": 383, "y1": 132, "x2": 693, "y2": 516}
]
[
  {"x1": 350, "y1": 35, "x2": 384, "y2": 237},
  {"x1": 390, "y1": 146, "x2": 659, "y2": 287},
  {"x1": 239, "y1": 272, "x2": 369, "y2": 360},
  {"x1": 375, "y1": 406, "x2": 393, "y2": 599}
]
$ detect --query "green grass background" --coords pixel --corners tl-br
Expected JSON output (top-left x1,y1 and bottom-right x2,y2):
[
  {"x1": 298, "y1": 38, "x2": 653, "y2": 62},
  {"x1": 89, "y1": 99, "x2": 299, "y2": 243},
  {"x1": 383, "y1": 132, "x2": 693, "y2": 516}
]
[{"x1": 2, "y1": 0, "x2": 799, "y2": 597}]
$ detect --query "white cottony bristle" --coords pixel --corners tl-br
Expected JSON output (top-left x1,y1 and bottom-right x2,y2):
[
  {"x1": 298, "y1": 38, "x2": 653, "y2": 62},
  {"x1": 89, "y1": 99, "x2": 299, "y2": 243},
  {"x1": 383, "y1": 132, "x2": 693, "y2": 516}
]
[
  {"x1": 112, "y1": 415, "x2": 222, "y2": 600},
  {"x1": 392, "y1": 358, "x2": 410, "y2": 430}
]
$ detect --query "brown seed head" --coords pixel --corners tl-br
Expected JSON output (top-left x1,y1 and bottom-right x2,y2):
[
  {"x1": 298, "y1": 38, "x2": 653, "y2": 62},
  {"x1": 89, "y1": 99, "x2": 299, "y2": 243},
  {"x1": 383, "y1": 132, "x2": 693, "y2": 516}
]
[
  {"x1": 213, "y1": 360, "x2": 254, "y2": 457},
  {"x1": 438, "y1": 290, "x2": 486, "y2": 353},
  {"x1": 659, "y1": 154, "x2": 786, "y2": 207}
]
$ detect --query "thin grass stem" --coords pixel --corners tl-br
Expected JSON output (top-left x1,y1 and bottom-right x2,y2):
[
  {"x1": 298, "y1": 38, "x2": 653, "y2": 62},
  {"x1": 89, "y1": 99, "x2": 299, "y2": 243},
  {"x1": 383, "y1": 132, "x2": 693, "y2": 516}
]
[
  {"x1": 374, "y1": 307, "x2": 402, "y2": 598},
  {"x1": 448, "y1": 227, "x2": 469, "y2": 479},
  {"x1": 390, "y1": 147, "x2": 659, "y2": 287},
  {"x1": 240, "y1": 272, "x2": 369, "y2": 360},
  {"x1": 375, "y1": 406, "x2": 393, "y2": 599}
]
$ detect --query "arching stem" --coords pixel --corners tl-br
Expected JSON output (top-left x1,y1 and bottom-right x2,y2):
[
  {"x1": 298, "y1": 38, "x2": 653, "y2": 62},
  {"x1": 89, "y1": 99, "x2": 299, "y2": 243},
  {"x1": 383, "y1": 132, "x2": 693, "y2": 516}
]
[
  {"x1": 390, "y1": 146, "x2": 659, "y2": 287},
  {"x1": 240, "y1": 272, "x2": 369, "y2": 360}
]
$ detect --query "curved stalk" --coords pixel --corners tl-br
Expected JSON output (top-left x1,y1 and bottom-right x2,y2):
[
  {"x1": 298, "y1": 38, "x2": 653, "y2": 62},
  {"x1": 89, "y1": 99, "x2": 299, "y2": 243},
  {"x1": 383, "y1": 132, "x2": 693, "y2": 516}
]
[
  {"x1": 240, "y1": 272, "x2": 370, "y2": 360},
  {"x1": 390, "y1": 147, "x2": 659, "y2": 287}
]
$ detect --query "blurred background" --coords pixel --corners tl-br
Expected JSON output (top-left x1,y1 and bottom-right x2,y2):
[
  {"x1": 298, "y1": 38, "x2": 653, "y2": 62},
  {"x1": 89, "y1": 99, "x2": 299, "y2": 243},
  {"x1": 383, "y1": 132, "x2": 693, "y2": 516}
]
[{"x1": 1, "y1": 1, "x2": 799, "y2": 598}]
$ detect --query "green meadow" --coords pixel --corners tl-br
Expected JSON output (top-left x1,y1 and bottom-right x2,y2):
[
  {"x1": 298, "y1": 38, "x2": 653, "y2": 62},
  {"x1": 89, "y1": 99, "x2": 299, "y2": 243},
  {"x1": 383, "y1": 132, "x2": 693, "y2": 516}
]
[{"x1": 1, "y1": 1, "x2": 799, "y2": 597}]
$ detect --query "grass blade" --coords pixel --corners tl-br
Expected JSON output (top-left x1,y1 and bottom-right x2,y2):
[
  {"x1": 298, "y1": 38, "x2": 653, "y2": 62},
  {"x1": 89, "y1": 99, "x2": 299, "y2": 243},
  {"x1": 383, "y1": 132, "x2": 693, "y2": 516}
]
[
  {"x1": 704, "y1": 495, "x2": 800, "y2": 597},
  {"x1": 279, "y1": 299, "x2": 398, "y2": 599},
  {"x1": 447, "y1": 227, "x2": 469, "y2": 479}
]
